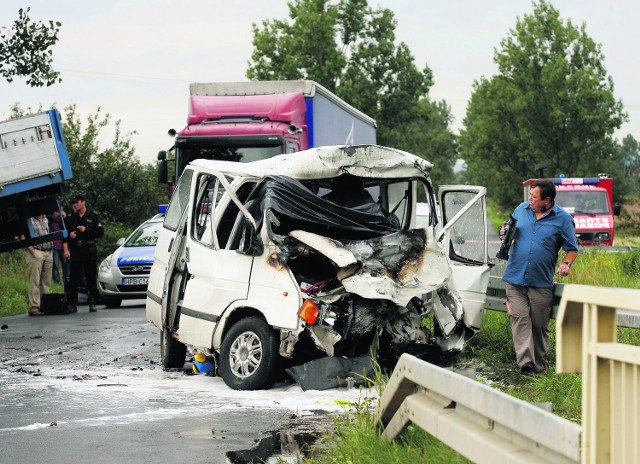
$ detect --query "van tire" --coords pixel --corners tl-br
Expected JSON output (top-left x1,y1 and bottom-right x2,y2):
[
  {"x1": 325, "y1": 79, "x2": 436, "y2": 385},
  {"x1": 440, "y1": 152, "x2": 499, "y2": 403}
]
[
  {"x1": 161, "y1": 327, "x2": 186, "y2": 368},
  {"x1": 219, "y1": 317, "x2": 279, "y2": 390}
]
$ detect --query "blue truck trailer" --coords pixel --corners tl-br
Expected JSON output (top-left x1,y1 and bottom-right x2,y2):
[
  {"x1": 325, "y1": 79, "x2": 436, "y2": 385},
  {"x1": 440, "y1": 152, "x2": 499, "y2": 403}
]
[{"x1": 0, "y1": 109, "x2": 72, "y2": 252}]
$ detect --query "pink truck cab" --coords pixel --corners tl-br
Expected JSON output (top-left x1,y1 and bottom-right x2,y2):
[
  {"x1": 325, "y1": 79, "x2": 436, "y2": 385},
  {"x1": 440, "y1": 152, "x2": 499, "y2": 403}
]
[
  {"x1": 158, "y1": 80, "x2": 377, "y2": 184},
  {"x1": 523, "y1": 175, "x2": 620, "y2": 246}
]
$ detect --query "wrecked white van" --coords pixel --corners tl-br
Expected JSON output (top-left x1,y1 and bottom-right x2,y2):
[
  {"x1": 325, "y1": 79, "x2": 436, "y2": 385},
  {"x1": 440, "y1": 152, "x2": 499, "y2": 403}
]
[{"x1": 146, "y1": 145, "x2": 490, "y2": 390}]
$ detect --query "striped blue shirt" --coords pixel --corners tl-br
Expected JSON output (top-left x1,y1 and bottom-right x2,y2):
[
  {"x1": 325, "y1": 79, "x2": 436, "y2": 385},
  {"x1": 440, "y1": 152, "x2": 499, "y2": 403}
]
[{"x1": 502, "y1": 202, "x2": 578, "y2": 288}]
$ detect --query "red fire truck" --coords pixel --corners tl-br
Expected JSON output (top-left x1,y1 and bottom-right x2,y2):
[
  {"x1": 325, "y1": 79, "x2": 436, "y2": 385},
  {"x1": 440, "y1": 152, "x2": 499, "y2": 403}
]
[{"x1": 523, "y1": 175, "x2": 620, "y2": 246}]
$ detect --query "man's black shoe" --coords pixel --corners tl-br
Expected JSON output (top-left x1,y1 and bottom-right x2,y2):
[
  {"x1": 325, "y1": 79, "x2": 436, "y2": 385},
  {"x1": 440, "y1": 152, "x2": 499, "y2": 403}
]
[
  {"x1": 520, "y1": 361, "x2": 536, "y2": 375},
  {"x1": 88, "y1": 296, "x2": 97, "y2": 312}
]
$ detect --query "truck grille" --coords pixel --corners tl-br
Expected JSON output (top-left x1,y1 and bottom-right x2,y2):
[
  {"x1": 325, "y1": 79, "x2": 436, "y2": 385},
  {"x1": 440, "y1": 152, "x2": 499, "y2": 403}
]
[
  {"x1": 576, "y1": 232, "x2": 594, "y2": 241},
  {"x1": 119, "y1": 264, "x2": 152, "y2": 275}
]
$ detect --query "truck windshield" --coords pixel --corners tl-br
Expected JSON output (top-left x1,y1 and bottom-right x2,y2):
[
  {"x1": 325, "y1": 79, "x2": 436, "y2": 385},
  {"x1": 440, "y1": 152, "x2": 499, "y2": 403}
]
[
  {"x1": 174, "y1": 135, "x2": 285, "y2": 176},
  {"x1": 178, "y1": 145, "x2": 283, "y2": 165},
  {"x1": 556, "y1": 190, "x2": 610, "y2": 214}
]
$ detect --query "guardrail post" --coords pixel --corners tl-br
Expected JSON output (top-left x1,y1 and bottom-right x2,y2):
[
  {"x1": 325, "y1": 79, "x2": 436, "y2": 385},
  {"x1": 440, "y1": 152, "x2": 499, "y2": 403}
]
[
  {"x1": 377, "y1": 353, "x2": 581, "y2": 463},
  {"x1": 557, "y1": 284, "x2": 640, "y2": 464}
]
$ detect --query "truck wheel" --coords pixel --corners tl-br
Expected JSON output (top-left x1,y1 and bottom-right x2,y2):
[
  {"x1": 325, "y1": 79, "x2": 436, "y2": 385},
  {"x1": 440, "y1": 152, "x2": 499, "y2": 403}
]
[
  {"x1": 161, "y1": 327, "x2": 186, "y2": 369},
  {"x1": 219, "y1": 317, "x2": 279, "y2": 390},
  {"x1": 103, "y1": 297, "x2": 122, "y2": 308}
]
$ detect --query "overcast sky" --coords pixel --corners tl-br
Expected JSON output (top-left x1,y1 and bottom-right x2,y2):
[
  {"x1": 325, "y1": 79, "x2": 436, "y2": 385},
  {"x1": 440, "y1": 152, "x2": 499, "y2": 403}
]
[{"x1": 2, "y1": 1, "x2": 638, "y2": 165}]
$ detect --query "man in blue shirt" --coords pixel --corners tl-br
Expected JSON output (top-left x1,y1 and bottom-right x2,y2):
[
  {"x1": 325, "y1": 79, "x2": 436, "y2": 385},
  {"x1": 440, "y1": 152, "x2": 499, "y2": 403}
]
[{"x1": 501, "y1": 179, "x2": 578, "y2": 374}]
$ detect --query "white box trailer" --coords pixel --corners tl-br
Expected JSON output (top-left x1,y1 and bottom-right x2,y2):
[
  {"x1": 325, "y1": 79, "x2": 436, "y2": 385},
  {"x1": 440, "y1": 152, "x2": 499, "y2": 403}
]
[{"x1": 0, "y1": 109, "x2": 72, "y2": 252}]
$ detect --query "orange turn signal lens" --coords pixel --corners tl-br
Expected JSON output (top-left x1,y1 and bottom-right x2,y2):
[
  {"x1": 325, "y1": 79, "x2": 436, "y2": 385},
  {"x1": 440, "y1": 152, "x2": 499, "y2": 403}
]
[{"x1": 298, "y1": 299, "x2": 319, "y2": 325}]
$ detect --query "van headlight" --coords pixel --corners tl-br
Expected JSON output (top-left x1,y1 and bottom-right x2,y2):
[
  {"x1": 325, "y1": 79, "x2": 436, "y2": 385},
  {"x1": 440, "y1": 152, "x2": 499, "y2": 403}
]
[{"x1": 595, "y1": 232, "x2": 610, "y2": 242}]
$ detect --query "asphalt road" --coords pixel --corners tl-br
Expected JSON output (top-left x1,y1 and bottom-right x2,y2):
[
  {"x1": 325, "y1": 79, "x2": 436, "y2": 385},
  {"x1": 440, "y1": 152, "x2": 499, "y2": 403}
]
[
  {"x1": 0, "y1": 301, "x2": 367, "y2": 464},
  {"x1": 0, "y1": 222, "x2": 500, "y2": 463}
]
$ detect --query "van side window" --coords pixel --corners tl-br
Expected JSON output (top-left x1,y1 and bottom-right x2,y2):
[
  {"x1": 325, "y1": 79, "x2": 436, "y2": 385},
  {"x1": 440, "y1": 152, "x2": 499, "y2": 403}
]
[
  {"x1": 191, "y1": 177, "x2": 256, "y2": 250},
  {"x1": 192, "y1": 175, "x2": 222, "y2": 247},
  {"x1": 217, "y1": 182, "x2": 257, "y2": 250},
  {"x1": 386, "y1": 181, "x2": 412, "y2": 227},
  {"x1": 441, "y1": 190, "x2": 485, "y2": 264},
  {"x1": 164, "y1": 169, "x2": 193, "y2": 231}
]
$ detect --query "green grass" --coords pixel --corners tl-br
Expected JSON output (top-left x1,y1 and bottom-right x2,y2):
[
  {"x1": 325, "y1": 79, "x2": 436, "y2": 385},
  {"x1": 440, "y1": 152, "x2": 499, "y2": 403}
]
[
  {"x1": 308, "y1": 412, "x2": 470, "y2": 464},
  {"x1": 0, "y1": 251, "x2": 30, "y2": 317},
  {"x1": 0, "y1": 250, "x2": 65, "y2": 317}
]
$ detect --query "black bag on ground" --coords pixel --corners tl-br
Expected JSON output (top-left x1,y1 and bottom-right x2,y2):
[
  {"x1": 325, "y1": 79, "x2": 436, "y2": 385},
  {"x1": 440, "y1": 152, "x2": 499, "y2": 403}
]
[{"x1": 40, "y1": 293, "x2": 68, "y2": 315}]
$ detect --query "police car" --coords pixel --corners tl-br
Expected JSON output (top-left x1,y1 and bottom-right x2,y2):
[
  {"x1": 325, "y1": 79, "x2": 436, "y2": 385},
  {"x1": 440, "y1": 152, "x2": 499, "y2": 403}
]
[{"x1": 98, "y1": 213, "x2": 163, "y2": 308}]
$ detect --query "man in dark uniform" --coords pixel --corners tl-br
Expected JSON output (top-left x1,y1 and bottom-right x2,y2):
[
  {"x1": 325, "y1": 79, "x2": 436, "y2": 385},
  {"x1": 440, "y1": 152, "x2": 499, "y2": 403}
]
[{"x1": 63, "y1": 194, "x2": 104, "y2": 313}]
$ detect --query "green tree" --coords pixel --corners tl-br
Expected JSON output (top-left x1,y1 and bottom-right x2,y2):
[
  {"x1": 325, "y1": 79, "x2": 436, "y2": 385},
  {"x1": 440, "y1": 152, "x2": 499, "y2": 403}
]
[
  {"x1": 460, "y1": 0, "x2": 626, "y2": 210},
  {"x1": 0, "y1": 8, "x2": 61, "y2": 87},
  {"x1": 247, "y1": 0, "x2": 457, "y2": 183},
  {"x1": 617, "y1": 134, "x2": 640, "y2": 179},
  {"x1": 614, "y1": 134, "x2": 640, "y2": 200},
  {"x1": 59, "y1": 105, "x2": 170, "y2": 228}
]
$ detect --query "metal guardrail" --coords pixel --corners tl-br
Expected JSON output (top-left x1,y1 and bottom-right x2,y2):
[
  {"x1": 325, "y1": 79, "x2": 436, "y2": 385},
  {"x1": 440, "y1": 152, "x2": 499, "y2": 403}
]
[
  {"x1": 557, "y1": 285, "x2": 640, "y2": 464},
  {"x1": 376, "y1": 258, "x2": 639, "y2": 461},
  {"x1": 485, "y1": 275, "x2": 640, "y2": 328},
  {"x1": 377, "y1": 354, "x2": 581, "y2": 463}
]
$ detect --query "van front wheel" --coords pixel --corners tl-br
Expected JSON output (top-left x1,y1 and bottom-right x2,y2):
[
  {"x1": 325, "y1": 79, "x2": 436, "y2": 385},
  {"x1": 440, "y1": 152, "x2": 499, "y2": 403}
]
[
  {"x1": 219, "y1": 317, "x2": 279, "y2": 390},
  {"x1": 161, "y1": 327, "x2": 186, "y2": 369}
]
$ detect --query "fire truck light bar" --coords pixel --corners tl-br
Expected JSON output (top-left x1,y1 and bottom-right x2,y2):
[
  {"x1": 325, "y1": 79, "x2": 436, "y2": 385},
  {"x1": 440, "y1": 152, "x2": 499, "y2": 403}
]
[
  {"x1": 552, "y1": 178, "x2": 599, "y2": 185},
  {"x1": 522, "y1": 177, "x2": 603, "y2": 187}
]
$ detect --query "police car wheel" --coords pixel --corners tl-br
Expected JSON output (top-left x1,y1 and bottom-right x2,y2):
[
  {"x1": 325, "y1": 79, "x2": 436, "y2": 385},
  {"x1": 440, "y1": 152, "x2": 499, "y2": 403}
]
[{"x1": 219, "y1": 317, "x2": 279, "y2": 390}]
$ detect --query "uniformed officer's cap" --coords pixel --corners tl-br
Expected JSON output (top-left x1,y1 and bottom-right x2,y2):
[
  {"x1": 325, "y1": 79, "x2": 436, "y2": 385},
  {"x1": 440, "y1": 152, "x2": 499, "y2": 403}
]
[{"x1": 70, "y1": 194, "x2": 86, "y2": 203}]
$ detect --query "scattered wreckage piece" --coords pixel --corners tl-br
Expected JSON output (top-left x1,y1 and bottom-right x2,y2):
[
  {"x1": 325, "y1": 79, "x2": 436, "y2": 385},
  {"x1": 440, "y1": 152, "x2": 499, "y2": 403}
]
[{"x1": 146, "y1": 144, "x2": 490, "y2": 390}]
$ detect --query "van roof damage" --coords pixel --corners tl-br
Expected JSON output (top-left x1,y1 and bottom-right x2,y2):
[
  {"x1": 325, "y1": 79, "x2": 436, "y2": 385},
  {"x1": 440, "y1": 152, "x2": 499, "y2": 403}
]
[{"x1": 190, "y1": 144, "x2": 433, "y2": 180}]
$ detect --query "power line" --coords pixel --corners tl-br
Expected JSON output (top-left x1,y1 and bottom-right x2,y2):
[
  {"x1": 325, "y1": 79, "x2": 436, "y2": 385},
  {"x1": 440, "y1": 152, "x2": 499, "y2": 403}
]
[{"x1": 55, "y1": 68, "x2": 191, "y2": 84}]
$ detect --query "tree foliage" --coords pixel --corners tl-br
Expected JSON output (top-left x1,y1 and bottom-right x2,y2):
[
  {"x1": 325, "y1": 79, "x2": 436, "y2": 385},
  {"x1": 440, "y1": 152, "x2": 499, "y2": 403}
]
[
  {"x1": 59, "y1": 105, "x2": 170, "y2": 227},
  {"x1": 460, "y1": 0, "x2": 626, "y2": 210},
  {"x1": 614, "y1": 134, "x2": 640, "y2": 200},
  {"x1": 617, "y1": 134, "x2": 640, "y2": 179},
  {"x1": 247, "y1": 0, "x2": 457, "y2": 183},
  {"x1": 0, "y1": 8, "x2": 61, "y2": 87}
]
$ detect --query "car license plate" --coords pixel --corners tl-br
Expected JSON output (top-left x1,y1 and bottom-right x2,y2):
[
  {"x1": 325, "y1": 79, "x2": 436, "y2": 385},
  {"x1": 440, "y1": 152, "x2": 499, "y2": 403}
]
[{"x1": 122, "y1": 277, "x2": 149, "y2": 286}]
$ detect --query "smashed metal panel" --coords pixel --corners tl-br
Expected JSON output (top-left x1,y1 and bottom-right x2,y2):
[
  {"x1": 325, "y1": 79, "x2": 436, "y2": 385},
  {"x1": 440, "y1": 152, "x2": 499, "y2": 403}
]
[
  {"x1": 288, "y1": 230, "x2": 357, "y2": 268},
  {"x1": 432, "y1": 286, "x2": 464, "y2": 337},
  {"x1": 384, "y1": 307, "x2": 431, "y2": 345},
  {"x1": 308, "y1": 325, "x2": 342, "y2": 357},
  {"x1": 279, "y1": 330, "x2": 297, "y2": 358},
  {"x1": 341, "y1": 229, "x2": 451, "y2": 307},
  {"x1": 283, "y1": 228, "x2": 451, "y2": 307},
  {"x1": 201, "y1": 144, "x2": 435, "y2": 181},
  {"x1": 285, "y1": 355, "x2": 375, "y2": 391},
  {"x1": 435, "y1": 328, "x2": 467, "y2": 354}
]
